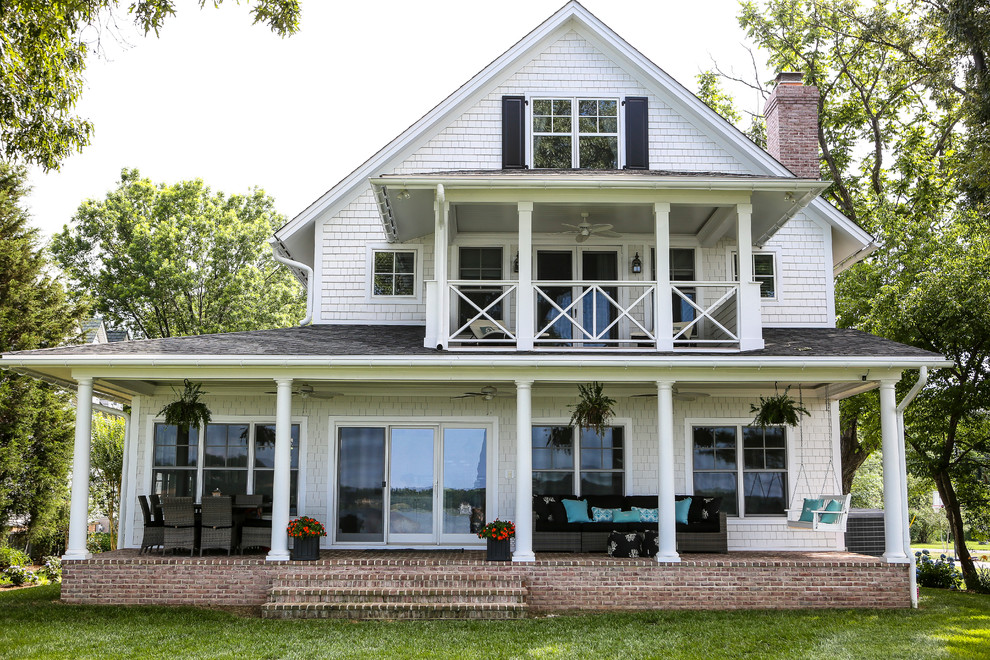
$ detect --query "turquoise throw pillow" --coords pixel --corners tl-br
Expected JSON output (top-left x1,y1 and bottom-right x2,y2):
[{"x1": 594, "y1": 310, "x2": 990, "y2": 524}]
[
  {"x1": 675, "y1": 497, "x2": 692, "y2": 525},
  {"x1": 633, "y1": 506, "x2": 659, "y2": 523},
  {"x1": 799, "y1": 498, "x2": 824, "y2": 523},
  {"x1": 820, "y1": 498, "x2": 843, "y2": 524},
  {"x1": 562, "y1": 499, "x2": 591, "y2": 523},
  {"x1": 591, "y1": 506, "x2": 614, "y2": 522},
  {"x1": 613, "y1": 510, "x2": 640, "y2": 523}
]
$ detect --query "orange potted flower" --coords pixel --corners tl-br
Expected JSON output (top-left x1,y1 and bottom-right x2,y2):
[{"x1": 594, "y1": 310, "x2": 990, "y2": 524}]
[
  {"x1": 287, "y1": 516, "x2": 326, "y2": 561},
  {"x1": 477, "y1": 519, "x2": 515, "y2": 561}
]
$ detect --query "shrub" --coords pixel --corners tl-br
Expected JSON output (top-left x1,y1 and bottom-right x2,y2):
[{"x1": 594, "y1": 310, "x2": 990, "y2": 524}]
[
  {"x1": 87, "y1": 533, "x2": 112, "y2": 554},
  {"x1": 37, "y1": 556, "x2": 62, "y2": 583},
  {"x1": 966, "y1": 566, "x2": 990, "y2": 595},
  {"x1": 3, "y1": 565, "x2": 39, "y2": 587},
  {"x1": 915, "y1": 550, "x2": 962, "y2": 589},
  {"x1": 0, "y1": 546, "x2": 30, "y2": 571}
]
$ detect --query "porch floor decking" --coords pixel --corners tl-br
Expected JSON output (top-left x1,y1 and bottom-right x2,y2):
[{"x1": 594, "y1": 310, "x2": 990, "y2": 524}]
[{"x1": 62, "y1": 549, "x2": 911, "y2": 612}]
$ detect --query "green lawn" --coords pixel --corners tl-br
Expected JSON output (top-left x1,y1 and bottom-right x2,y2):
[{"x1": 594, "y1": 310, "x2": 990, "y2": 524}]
[{"x1": 1, "y1": 584, "x2": 989, "y2": 659}]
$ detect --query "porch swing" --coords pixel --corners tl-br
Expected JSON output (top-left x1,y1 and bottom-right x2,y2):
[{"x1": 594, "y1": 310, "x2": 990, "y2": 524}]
[{"x1": 784, "y1": 387, "x2": 851, "y2": 532}]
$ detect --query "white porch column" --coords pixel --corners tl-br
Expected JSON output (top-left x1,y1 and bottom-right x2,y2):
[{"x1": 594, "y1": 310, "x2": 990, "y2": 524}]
[
  {"x1": 64, "y1": 378, "x2": 94, "y2": 561},
  {"x1": 736, "y1": 203, "x2": 765, "y2": 350},
  {"x1": 432, "y1": 185, "x2": 449, "y2": 349},
  {"x1": 267, "y1": 378, "x2": 293, "y2": 561},
  {"x1": 654, "y1": 202, "x2": 673, "y2": 351},
  {"x1": 656, "y1": 380, "x2": 680, "y2": 562},
  {"x1": 880, "y1": 380, "x2": 908, "y2": 562},
  {"x1": 513, "y1": 379, "x2": 536, "y2": 561},
  {"x1": 517, "y1": 202, "x2": 535, "y2": 351}
]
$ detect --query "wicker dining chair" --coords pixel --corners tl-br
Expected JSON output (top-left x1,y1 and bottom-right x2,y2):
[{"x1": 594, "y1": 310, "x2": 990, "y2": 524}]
[
  {"x1": 138, "y1": 495, "x2": 164, "y2": 554},
  {"x1": 239, "y1": 518, "x2": 272, "y2": 554},
  {"x1": 160, "y1": 496, "x2": 196, "y2": 556},
  {"x1": 149, "y1": 493, "x2": 164, "y2": 523},
  {"x1": 199, "y1": 496, "x2": 233, "y2": 556}
]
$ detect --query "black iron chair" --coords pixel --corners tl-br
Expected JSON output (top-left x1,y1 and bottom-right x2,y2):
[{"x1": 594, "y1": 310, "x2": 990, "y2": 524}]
[{"x1": 138, "y1": 495, "x2": 164, "y2": 554}]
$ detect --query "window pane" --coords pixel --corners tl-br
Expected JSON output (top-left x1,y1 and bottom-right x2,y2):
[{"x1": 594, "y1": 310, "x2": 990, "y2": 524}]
[
  {"x1": 553, "y1": 116, "x2": 571, "y2": 133},
  {"x1": 532, "y1": 99, "x2": 551, "y2": 115},
  {"x1": 253, "y1": 470, "x2": 298, "y2": 516},
  {"x1": 442, "y1": 428, "x2": 487, "y2": 534},
  {"x1": 670, "y1": 249, "x2": 695, "y2": 278},
  {"x1": 374, "y1": 251, "x2": 393, "y2": 273},
  {"x1": 155, "y1": 444, "x2": 177, "y2": 467},
  {"x1": 533, "y1": 471, "x2": 572, "y2": 495},
  {"x1": 743, "y1": 472, "x2": 786, "y2": 515},
  {"x1": 533, "y1": 116, "x2": 551, "y2": 132},
  {"x1": 534, "y1": 136, "x2": 571, "y2": 168},
  {"x1": 203, "y1": 470, "x2": 248, "y2": 497},
  {"x1": 580, "y1": 471, "x2": 623, "y2": 496},
  {"x1": 255, "y1": 425, "x2": 276, "y2": 468},
  {"x1": 694, "y1": 472, "x2": 737, "y2": 515},
  {"x1": 744, "y1": 448, "x2": 764, "y2": 470},
  {"x1": 743, "y1": 426, "x2": 764, "y2": 449},
  {"x1": 395, "y1": 252, "x2": 415, "y2": 274},
  {"x1": 152, "y1": 469, "x2": 196, "y2": 497},
  {"x1": 373, "y1": 274, "x2": 393, "y2": 296},
  {"x1": 692, "y1": 427, "x2": 716, "y2": 470},
  {"x1": 758, "y1": 276, "x2": 775, "y2": 298},
  {"x1": 579, "y1": 99, "x2": 597, "y2": 116},
  {"x1": 581, "y1": 449, "x2": 603, "y2": 470},
  {"x1": 600, "y1": 117, "x2": 617, "y2": 133},
  {"x1": 552, "y1": 99, "x2": 571, "y2": 115},
  {"x1": 156, "y1": 424, "x2": 177, "y2": 445},
  {"x1": 395, "y1": 275, "x2": 415, "y2": 295},
  {"x1": 599, "y1": 100, "x2": 617, "y2": 116},
  {"x1": 579, "y1": 117, "x2": 597, "y2": 133},
  {"x1": 579, "y1": 136, "x2": 617, "y2": 169},
  {"x1": 765, "y1": 448, "x2": 786, "y2": 469},
  {"x1": 754, "y1": 254, "x2": 775, "y2": 276}
]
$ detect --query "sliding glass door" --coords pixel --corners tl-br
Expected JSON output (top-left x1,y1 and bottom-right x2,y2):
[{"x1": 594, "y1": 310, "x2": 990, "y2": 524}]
[{"x1": 335, "y1": 424, "x2": 489, "y2": 545}]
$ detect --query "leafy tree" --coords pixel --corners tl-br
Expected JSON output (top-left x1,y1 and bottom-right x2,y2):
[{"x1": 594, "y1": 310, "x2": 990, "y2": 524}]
[
  {"x1": 90, "y1": 413, "x2": 124, "y2": 550},
  {"x1": 731, "y1": 0, "x2": 990, "y2": 587},
  {"x1": 0, "y1": 164, "x2": 87, "y2": 545},
  {"x1": 0, "y1": 0, "x2": 300, "y2": 170},
  {"x1": 51, "y1": 168, "x2": 306, "y2": 338}
]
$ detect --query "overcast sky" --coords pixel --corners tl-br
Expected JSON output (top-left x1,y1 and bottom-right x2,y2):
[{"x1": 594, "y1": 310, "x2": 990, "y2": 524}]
[{"x1": 25, "y1": 0, "x2": 769, "y2": 240}]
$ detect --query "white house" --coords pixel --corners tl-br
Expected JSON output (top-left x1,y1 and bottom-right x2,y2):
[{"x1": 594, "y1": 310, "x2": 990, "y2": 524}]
[{"x1": 2, "y1": 2, "x2": 947, "y2": 580}]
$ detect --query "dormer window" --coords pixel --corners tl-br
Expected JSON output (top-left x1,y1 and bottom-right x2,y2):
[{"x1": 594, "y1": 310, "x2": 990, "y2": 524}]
[{"x1": 532, "y1": 98, "x2": 618, "y2": 169}]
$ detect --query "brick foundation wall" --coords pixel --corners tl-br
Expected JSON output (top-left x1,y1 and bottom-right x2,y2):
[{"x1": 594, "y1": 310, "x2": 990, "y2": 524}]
[{"x1": 62, "y1": 551, "x2": 910, "y2": 611}]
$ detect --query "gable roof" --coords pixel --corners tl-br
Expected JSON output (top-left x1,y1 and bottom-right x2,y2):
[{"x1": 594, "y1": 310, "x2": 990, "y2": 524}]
[{"x1": 274, "y1": 1, "x2": 874, "y2": 270}]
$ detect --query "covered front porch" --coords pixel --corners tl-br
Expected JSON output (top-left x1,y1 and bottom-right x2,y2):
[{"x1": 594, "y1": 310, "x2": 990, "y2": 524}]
[{"x1": 61, "y1": 548, "x2": 912, "y2": 615}]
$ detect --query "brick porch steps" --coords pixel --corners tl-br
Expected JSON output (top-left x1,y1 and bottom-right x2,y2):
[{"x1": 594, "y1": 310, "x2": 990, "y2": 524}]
[{"x1": 262, "y1": 572, "x2": 528, "y2": 620}]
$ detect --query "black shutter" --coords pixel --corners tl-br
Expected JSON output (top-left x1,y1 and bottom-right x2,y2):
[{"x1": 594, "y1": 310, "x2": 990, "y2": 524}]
[
  {"x1": 502, "y1": 96, "x2": 527, "y2": 169},
  {"x1": 623, "y1": 96, "x2": 649, "y2": 170}
]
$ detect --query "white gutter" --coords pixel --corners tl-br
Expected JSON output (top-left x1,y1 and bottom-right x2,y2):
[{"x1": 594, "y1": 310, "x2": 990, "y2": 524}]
[
  {"x1": 895, "y1": 366, "x2": 928, "y2": 608},
  {"x1": 93, "y1": 403, "x2": 130, "y2": 551},
  {"x1": 269, "y1": 238, "x2": 314, "y2": 326},
  {"x1": 0, "y1": 355, "x2": 954, "y2": 370}
]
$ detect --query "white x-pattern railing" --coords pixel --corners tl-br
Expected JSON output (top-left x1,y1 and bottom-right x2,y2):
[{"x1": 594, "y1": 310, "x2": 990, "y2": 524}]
[
  {"x1": 448, "y1": 281, "x2": 517, "y2": 342},
  {"x1": 671, "y1": 282, "x2": 739, "y2": 345},
  {"x1": 534, "y1": 281, "x2": 654, "y2": 345}
]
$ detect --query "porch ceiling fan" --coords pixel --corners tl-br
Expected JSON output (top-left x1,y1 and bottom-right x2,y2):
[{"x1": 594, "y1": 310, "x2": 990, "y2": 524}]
[
  {"x1": 559, "y1": 212, "x2": 623, "y2": 243},
  {"x1": 452, "y1": 385, "x2": 501, "y2": 401},
  {"x1": 631, "y1": 388, "x2": 710, "y2": 402},
  {"x1": 263, "y1": 383, "x2": 340, "y2": 400}
]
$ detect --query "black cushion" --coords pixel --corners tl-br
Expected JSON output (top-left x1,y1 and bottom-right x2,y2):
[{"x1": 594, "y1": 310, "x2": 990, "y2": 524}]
[
  {"x1": 241, "y1": 518, "x2": 272, "y2": 528},
  {"x1": 533, "y1": 495, "x2": 572, "y2": 531},
  {"x1": 606, "y1": 531, "x2": 643, "y2": 558},
  {"x1": 581, "y1": 521, "x2": 645, "y2": 534},
  {"x1": 642, "y1": 529, "x2": 659, "y2": 557},
  {"x1": 626, "y1": 495, "x2": 659, "y2": 509},
  {"x1": 585, "y1": 494, "x2": 625, "y2": 511},
  {"x1": 688, "y1": 496, "x2": 722, "y2": 524}
]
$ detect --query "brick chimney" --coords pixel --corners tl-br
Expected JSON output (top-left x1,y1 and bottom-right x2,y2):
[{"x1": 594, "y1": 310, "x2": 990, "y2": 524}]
[{"x1": 764, "y1": 72, "x2": 820, "y2": 179}]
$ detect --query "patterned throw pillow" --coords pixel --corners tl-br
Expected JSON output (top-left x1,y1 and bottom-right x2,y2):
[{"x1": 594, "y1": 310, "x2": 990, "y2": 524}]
[
  {"x1": 632, "y1": 506, "x2": 659, "y2": 523},
  {"x1": 541, "y1": 496, "x2": 560, "y2": 522},
  {"x1": 642, "y1": 529, "x2": 659, "y2": 557},
  {"x1": 606, "y1": 531, "x2": 643, "y2": 558},
  {"x1": 591, "y1": 506, "x2": 614, "y2": 522},
  {"x1": 688, "y1": 496, "x2": 722, "y2": 523}
]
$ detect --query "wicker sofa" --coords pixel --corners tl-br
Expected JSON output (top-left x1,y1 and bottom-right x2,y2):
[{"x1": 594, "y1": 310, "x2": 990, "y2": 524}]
[{"x1": 533, "y1": 494, "x2": 728, "y2": 553}]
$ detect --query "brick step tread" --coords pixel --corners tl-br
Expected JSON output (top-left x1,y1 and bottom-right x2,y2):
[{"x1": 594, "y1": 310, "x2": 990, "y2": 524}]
[
  {"x1": 271, "y1": 586, "x2": 527, "y2": 598},
  {"x1": 263, "y1": 602, "x2": 528, "y2": 613},
  {"x1": 273, "y1": 577, "x2": 525, "y2": 589},
  {"x1": 276, "y1": 573, "x2": 521, "y2": 583},
  {"x1": 262, "y1": 607, "x2": 527, "y2": 620}
]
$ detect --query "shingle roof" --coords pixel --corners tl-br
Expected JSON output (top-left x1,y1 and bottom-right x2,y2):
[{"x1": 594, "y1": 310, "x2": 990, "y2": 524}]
[{"x1": 1, "y1": 325, "x2": 943, "y2": 360}]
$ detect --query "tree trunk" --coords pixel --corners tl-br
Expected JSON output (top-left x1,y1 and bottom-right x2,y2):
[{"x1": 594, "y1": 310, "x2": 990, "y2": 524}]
[
  {"x1": 840, "y1": 412, "x2": 869, "y2": 493},
  {"x1": 933, "y1": 470, "x2": 977, "y2": 588}
]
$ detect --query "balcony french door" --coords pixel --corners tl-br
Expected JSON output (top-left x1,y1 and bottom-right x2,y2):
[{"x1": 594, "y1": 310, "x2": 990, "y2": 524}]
[
  {"x1": 335, "y1": 425, "x2": 488, "y2": 545},
  {"x1": 536, "y1": 249, "x2": 619, "y2": 346}
]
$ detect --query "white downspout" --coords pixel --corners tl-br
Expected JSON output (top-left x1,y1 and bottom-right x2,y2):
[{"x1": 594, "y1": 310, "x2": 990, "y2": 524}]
[
  {"x1": 896, "y1": 366, "x2": 928, "y2": 608},
  {"x1": 269, "y1": 238, "x2": 314, "y2": 326},
  {"x1": 94, "y1": 403, "x2": 130, "y2": 550}
]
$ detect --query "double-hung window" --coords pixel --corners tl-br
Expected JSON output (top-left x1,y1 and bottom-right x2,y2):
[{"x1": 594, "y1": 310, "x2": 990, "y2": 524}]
[
  {"x1": 457, "y1": 247, "x2": 504, "y2": 327},
  {"x1": 532, "y1": 98, "x2": 619, "y2": 169},
  {"x1": 652, "y1": 247, "x2": 697, "y2": 323},
  {"x1": 692, "y1": 424, "x2": 787, "y2": 516},
  {"x1": 733, "y1": 253, "x2": 777, "y2": 299},
  {"x1": 373, "y1": 250, "x2": 415, "y2": 296},
  {"x1": 532, "y1": 425, "x2": 624, "y2": 495}
]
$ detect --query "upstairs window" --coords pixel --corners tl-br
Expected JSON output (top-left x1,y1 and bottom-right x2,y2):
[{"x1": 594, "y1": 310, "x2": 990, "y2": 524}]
[
  {"x1": 732, "y1": 252, "x2": 777, "y2": 299},
  {"x1": 532, "y1": 98, "x2": 619, "y2": 169},
  {"x1": 373, "y1": 250, "x2": 415, "y2": 296}
]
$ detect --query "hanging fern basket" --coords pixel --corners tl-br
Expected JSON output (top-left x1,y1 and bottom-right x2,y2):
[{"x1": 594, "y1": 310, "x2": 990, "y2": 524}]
[
  {"x1": 750, "y1": 386, "x2": 809, "y2": 427},
  {"x1": 158, "y1": 379, "x2": 213, "y2": 430},
  {"x1": 568, "y1": 382, "x2": 616, "y2": 436}
]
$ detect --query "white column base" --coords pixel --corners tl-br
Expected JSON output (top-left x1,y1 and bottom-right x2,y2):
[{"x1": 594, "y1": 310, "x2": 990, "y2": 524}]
[
  {"x1": 266, "y1": 550, "x2": 291, "y2": 562},
  {"x1": 512, "y1": 552, "x2": 536, "y2": 562},
  {"x1": 883, "y1": 553, "x2": 910, "y2": 564},
  {"x1": 656, "y1": 553, "x2": 681, "y2": 563},
  {"x1": 62, "y1": 550, "x2": 92, "y2": 561}
]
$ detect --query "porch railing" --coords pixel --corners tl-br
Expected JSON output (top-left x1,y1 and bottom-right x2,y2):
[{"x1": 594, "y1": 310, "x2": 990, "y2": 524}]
[
  {"x1": 447, "y1": 280, "x2": 517, "y2": 344},
  {"x1": 671, "y1": 281, "x2": 740, "y2": 347},
  {"x1": 533, "y1": 281, "x2": 654, "y2": 346}
]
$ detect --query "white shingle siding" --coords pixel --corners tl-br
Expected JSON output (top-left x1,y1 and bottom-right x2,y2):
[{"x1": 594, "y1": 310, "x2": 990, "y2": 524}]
[
  {"x1": 394, "y1": 31, "x2": 748, "y2": 174},
  {"x1": 124, "y1": 391, "x2": 841, "y2": 552},
  {"x1": 762, "y1": 213, "x2": 831, "y2": 326}
]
